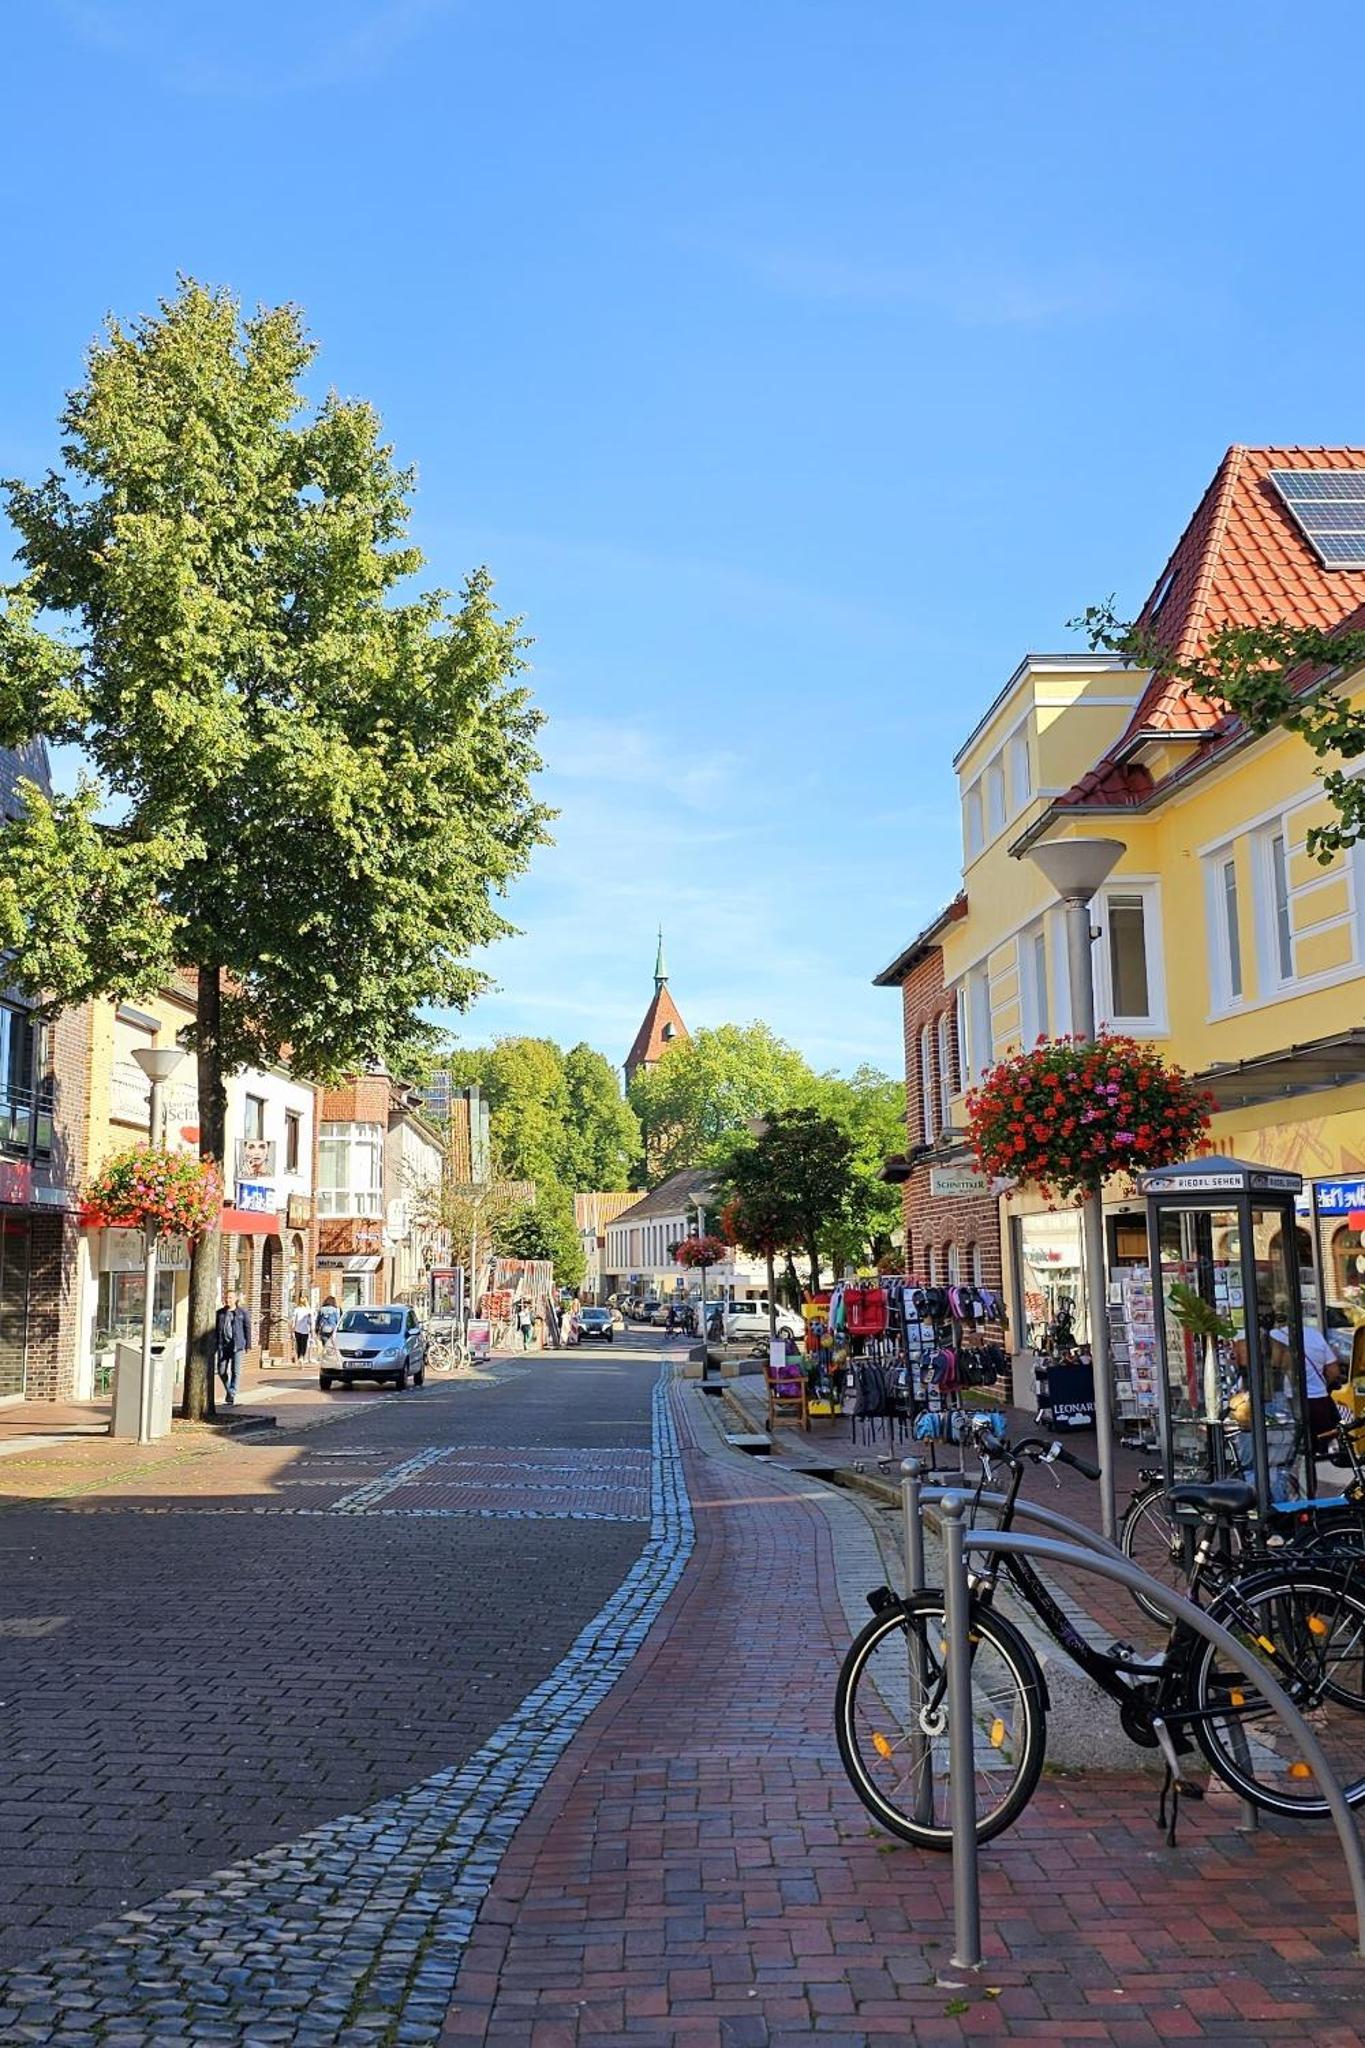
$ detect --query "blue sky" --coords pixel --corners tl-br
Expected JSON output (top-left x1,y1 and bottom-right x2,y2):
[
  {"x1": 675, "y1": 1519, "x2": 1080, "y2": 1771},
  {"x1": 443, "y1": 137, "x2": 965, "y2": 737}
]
[{"x1": 5, "y1": 1, "x2": 1364, "y2": 1079}]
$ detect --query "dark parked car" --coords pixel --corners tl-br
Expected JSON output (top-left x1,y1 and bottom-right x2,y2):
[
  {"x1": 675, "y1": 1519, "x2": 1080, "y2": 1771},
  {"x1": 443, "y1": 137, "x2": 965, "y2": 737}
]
[
  {"x1": 321, "y1": 1305, "x2": 427, "y2": 1391},
  {"x1": 577, "y1": 1307, "x2": 615, "y2": 1343}
]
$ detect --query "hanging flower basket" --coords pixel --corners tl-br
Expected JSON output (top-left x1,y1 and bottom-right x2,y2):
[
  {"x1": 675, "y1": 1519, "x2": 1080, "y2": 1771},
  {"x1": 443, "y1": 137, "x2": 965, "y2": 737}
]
[
  {"x1": 673, "y1": 1233, "x2": 729, "y2": 1270},
  {"x1": 964, "y1": 1034, "x2": 1213, "y2": 1204},
  {"x1": 82, "y1": 1144, "x2": 223, "y2": 1239}
]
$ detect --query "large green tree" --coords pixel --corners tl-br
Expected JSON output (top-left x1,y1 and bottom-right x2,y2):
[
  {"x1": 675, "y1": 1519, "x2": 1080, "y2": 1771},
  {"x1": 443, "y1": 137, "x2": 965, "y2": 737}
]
[
  {"x1": 443, "y1": 1034, "x2": 638, "y2": 1192},
  {"x1": 0, "y1": 281, "x2": 549, "y2": 1415},
  {"x1": 809, "y1": 1065, "x2": 906, "y2": 1269},
  {"x1": 627, "y1": 1021, "x2": 816, "y2": 1179},
  {"x1": 562, "y1": 1041, "x2": 640, "y2": 1189}
]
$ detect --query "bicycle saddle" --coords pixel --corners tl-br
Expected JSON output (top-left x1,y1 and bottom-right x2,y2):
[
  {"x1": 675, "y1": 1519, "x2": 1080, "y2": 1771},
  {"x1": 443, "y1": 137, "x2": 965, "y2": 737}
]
[{"x1": 1168, "y1": 1479, "x2": 1256, "y2": 1519}]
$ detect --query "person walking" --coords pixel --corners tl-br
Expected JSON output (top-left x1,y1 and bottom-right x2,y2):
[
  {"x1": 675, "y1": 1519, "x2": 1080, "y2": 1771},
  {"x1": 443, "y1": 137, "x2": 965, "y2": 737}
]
[
  {"x1": 517, "y1": 1298, "x2": 534, "y2": 1352},
  {"x1": 291, "y1": 1297, "x2": 313, "y2": 1365},
  {"x1": 214, "y1": 1291, "x2": 251, "y2": 1406}
]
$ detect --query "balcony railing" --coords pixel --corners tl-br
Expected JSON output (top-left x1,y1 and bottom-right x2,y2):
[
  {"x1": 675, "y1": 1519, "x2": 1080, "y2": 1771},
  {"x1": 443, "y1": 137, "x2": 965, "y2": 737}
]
[{"x1": 0, "y1": 1081, "x2": 53, "y2": 1162}]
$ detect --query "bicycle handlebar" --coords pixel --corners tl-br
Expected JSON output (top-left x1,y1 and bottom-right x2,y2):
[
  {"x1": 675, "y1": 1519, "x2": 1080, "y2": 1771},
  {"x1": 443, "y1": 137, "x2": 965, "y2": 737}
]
[{"x1": 999, "y1": 1433, "x2": 1101, "y2": 1483}]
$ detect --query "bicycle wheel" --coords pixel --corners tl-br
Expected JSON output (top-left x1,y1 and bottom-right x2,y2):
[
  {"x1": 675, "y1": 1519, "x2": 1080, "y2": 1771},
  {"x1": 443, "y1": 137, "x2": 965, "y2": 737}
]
[
  {"x1": 1120, "y1": 1483, "x2": 1191, "y2": 1623},
  {"x1": 835, "y1": 1593, "x2": 1047, "y2": 1849},
  {"x1": 1189, "y1": 1564, "x2": 1365, "y2": 1817}
]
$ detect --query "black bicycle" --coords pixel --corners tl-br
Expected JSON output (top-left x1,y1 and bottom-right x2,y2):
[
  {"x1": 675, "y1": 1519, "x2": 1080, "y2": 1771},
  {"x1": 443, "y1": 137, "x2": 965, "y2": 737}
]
[
  {"x1": 836, "y1": 1429, "x2": 1365, "y2": 1849},
  {"x1": 1121, "y1": 1414, "x2": 1365, "y2": 1623}
]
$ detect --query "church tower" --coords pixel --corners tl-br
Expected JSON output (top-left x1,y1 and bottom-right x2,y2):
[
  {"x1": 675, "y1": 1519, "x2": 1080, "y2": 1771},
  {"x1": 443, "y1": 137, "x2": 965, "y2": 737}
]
[{"x1": 624, "y1": 929, "x2": 689, "y2": 1089}]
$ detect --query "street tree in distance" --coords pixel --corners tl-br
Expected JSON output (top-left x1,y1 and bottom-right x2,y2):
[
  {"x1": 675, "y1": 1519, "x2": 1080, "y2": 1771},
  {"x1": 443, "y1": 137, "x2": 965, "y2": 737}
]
[
  {"x1": 628, "y1": 1022, "x2": 815, "y2": 1180},
  {"x1": 0, "y1": 281, "x2": 549, "y2": 1415},
  {"x1": 495, "y1": 1182, "x2": 584, "y2": 1290},
  {"x1": 562, "y1": 1042, "x2": 641, "y2": 1190},
  {"x1": 718, "y1": 1108, "x2": 856, "y2": 1294}
]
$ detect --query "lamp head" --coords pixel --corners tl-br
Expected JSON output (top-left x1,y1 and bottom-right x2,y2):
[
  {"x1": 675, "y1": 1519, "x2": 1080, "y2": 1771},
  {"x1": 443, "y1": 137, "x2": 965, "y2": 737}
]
[
  {"x1": 1027, "y1": 837, "x2": 1126, "y2": 903},
  {"x1": 131, "y1": 1045, "x2": 187, "y2": 1085}
]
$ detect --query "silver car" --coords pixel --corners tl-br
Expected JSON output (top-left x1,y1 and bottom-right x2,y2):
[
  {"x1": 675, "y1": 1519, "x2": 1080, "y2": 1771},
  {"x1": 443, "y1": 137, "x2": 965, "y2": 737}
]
[{"x1": 321, "y1": 1305, "x2": 427, "y2": 1392}]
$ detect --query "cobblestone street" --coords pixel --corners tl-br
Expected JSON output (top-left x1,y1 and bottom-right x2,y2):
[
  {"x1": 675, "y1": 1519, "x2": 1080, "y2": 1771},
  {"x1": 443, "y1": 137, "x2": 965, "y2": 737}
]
[{"x1": 0, "y1": 1340, "x2": 677, "y2": 2041}]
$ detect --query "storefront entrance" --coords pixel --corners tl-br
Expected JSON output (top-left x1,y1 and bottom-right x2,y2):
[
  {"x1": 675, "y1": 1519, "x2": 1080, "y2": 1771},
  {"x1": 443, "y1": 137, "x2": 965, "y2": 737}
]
[{"x1": 0, "y1": 1214, "x2": 31, "y2": 1398}]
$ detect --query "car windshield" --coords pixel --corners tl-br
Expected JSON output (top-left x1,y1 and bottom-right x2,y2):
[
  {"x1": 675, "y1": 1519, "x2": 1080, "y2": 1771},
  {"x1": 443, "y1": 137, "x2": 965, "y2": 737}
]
[{"x1": 340, "y1": 1310, "x2": 402, "y2": 1334}]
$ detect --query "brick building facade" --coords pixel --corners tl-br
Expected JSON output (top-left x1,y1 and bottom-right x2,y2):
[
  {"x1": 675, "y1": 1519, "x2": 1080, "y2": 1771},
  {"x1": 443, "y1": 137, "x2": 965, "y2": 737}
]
[{"x1": 874, "y1": 897, "x2": 1004, "y2": 1297}]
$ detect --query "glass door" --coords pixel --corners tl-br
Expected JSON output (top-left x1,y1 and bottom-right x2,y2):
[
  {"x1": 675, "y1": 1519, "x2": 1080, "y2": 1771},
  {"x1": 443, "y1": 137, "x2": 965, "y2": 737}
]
[{"x1": 0, "y1": 1216, "x2": 32, "y2": 1398}]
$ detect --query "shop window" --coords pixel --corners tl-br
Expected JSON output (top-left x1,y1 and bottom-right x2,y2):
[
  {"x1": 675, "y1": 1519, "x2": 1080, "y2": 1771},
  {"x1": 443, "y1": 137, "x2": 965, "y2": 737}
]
[
  {"x1": 285, "y1": 1110, "x2": 301, "y2": 1174},
  {"x1": 97, "y1": 1268, "x2": 175, "y2": 1346},
  {"x1": 1330, "y1": 1225, "x2": 1365, "y2": 1314}
]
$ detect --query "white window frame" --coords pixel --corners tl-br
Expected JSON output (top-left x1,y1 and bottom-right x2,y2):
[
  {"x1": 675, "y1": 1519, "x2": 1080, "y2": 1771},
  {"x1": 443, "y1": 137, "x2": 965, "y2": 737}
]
[
  {"x1": 946, "y1": 1242, "x2": 961, "y2": 1286},
  {"x1": 1020, "y1": 920, "x2": 1050, "y2": 1045},
  {"x1": 1048, "y1": 911, "x2": 1072, "y2": 1035},
  {"x1": 317, "y1": 1121, "x2": 384, "y2": 1218},
  {"x1": 1008, "y1": 732, "x2": 1032, "y2": 810},
  {"x1": 954, "y1": 984, "x2": 968, "y2": 1085},
  {"x1": 928, "y1": 1244, "x2": 941, "y2": 1286},
  {"x1": 919, "y1": 1024, "x2": 935, "y2": 1145},
  {"x1": 936, "y1": 1013, "x2": 952, "y2": 1127},
  {"x1": 969, "y1": 967, "x2": 993, "y2": 1080},
  {"x1": 963, "y1": 782, "x2": 984, "y2": 861},
  {"x1": 1092, "y1": 880, "x2": 1168, "y2": 1033},
  {"x1": 1203, "y1": 845, "x2": 1245, "y2": 1013},
  {"x1": 970, "y1": 1242, "x2": 984, "y2": 1287},
  {"x1": 986, "y1": 757, "x2": 1006, "y2": 837}
]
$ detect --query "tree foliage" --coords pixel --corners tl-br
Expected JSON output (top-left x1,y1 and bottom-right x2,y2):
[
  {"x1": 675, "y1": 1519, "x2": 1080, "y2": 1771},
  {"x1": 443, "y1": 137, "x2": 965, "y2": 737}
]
[
  {"x1": 0, "y1": 280, "x2": 550, "y2": 1412},
  {"x1": 718, "y1": 1108, "x2": 857, "y2": 1291},
  {"x1": 1073, "y1": 598, "x2": 1365, "y2": 858},
  {"x1": 626, "y1": 1022, "x2": 815, "y2": 1179},
  {"x1": 445, "y1": 1034, "x2": 639, "y2": 1192},
  {"x1": 495, "y1": 1180, "x2": 583, "y2": 1288}
]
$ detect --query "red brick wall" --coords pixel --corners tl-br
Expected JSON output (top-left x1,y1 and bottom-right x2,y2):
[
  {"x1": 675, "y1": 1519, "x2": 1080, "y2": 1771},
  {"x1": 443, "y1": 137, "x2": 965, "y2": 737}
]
[
  {"x1": 895, "y1": 950, "x2": 1004, "y2": 1300},
  {"x1": 321, "y1": 1077, "x2": 391, "y2": 1124}
]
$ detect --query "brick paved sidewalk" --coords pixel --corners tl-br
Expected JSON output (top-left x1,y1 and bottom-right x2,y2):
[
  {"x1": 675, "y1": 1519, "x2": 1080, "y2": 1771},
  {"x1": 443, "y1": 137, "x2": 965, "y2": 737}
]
[{"x1": 440, "y1": 1378, "x2": 1365, "y2": 2047}]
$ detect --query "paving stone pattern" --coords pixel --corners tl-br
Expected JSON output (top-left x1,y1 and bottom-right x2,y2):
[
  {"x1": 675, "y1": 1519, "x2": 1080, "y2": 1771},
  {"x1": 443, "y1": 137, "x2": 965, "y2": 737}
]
[
  {"x1": 0, "y1": 1350, "x2": 668, "y2": 2029},
  {"x1": 438, "y1": 1378, "x2": 1365, "y2": 2047}
]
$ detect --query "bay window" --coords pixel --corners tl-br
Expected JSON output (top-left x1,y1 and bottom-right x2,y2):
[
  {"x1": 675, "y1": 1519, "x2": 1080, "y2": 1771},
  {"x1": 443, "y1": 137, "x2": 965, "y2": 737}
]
[{"x1": 317, "y1": 1122, "x2": 383, "y2": 1217}]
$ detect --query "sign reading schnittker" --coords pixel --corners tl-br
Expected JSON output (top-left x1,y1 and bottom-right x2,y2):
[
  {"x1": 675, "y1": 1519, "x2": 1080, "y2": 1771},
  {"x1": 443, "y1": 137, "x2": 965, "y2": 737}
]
[{"x1": 930, "y1": 1166, "x2": 991, "y2": 1198}]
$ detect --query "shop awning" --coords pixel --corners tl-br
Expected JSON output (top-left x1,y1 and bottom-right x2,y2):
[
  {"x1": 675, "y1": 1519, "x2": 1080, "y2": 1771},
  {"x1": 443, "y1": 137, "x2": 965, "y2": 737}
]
[
  {"x1": 317, "y1": 1254, "x2": 383, "y2": 1272},
  {"x1": 1196, "y1": 1029, "x2": 1365, "y2": 1112},
  {"x1": 220, "y1": 1206, "x2": 282, "y2": 1236}
]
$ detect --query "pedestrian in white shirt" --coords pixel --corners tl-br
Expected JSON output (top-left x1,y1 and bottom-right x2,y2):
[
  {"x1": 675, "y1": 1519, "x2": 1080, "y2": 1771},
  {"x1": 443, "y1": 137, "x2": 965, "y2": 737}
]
[{"x1": 292, "y1": 1298, "x2": 314, "y2": 1364}]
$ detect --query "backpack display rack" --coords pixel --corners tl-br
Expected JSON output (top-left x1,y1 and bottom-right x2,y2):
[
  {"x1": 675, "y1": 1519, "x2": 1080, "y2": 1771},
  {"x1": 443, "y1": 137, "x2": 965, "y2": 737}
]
[{"x1": 807, "y1": 1277, "x2": 1012, "y2": 1464}]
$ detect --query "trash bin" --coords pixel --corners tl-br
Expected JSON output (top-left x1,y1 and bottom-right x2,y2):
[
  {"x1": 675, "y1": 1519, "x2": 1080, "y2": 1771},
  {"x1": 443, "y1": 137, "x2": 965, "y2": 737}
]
[{"x1": 110, "y1": 1338, "x2": 178, "y2": 1441}]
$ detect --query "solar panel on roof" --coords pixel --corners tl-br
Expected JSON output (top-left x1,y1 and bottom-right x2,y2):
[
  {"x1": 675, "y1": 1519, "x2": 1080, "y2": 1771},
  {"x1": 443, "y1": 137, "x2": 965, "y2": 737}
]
[{"x1": 1269, "y1": 469, "x2": 1365, "y2": 567}]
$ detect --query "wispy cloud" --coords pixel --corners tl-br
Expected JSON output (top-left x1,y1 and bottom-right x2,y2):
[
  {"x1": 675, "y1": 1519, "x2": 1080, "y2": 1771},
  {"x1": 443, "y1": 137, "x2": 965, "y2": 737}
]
[
  {"x1": 54, "y1": 0, "x2": 456, "y2": 96},
  {"x1": 687, "y1": 232, "x2": 1133, "y2": 330}
]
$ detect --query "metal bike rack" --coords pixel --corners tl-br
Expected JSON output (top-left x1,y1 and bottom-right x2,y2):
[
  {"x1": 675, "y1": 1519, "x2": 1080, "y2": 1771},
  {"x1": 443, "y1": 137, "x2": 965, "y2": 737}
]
[{"x1": 915, "y1": 1490, "x2": 1365, "y2": 1973}]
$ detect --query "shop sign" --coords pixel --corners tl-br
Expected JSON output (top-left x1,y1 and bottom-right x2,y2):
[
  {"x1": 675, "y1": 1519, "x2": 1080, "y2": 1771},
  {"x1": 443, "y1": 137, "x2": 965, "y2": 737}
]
[
  {"x1": 102, "y1": 1228, "x2": 190, "y2": 1272},
  {"x1": 235, "y1": 1181, "x2": 273, "y2": 1214},
  {"x1": 1314, "y1": 1178, "x2": 1365, "y2": 1216},
  {"x1": 285, "y1": 1193, "x2": 314, "y2": 1229},
  {"x1": 929, "y1": 1166, "x2": 991, "y2": 1198}
]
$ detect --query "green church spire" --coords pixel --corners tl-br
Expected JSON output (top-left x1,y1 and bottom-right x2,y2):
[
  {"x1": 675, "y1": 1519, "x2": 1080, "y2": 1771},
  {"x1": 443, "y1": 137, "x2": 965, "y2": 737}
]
[{"x1": 654, "y1": 926, "x2": 668, "y2": 988}]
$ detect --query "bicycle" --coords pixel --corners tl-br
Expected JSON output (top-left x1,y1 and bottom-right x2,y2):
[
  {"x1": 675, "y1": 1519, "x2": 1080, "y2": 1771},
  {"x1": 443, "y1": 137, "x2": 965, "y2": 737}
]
[
  {"x1": 835, "y1": 1424, "x2": 1365, "y2": 1849},
  {"x1": 1121, "y1": 1412, "x2": 1365, "y2": 1623}
]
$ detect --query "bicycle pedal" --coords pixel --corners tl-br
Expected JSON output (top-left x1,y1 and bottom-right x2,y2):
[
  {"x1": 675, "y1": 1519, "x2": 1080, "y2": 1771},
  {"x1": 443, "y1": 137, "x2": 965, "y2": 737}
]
[{"x1": 1175, "y1": 1779, "x2": 1204, "y2": 1801}]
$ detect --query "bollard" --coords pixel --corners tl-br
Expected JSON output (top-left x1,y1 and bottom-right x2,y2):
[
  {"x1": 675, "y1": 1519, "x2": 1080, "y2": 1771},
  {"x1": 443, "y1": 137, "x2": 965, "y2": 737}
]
[
  {"x1": 940, "y1": 1496, "x2": 983, "y2": 1971},
  {"x1": 900, "y1": 1457, "x2": 926, "y2": 1595},
  {"x1": 899, "y1": 1457, "x2": 933, "y2": 1825}
]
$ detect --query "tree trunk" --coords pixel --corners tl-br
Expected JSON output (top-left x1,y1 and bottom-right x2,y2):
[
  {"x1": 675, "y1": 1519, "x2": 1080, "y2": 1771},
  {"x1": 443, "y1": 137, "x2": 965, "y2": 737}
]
[
  {"x1": 807, "y1": 1241, "x2": 821, "y2": 1297},
  {"x1": 183, "y1": 964, "x2": 227, "y2": 1420}
]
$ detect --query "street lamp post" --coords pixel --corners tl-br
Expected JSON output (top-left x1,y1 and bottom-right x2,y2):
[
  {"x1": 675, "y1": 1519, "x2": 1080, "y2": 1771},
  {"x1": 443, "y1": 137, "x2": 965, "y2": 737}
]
[
  {"x1": 746, "y1": 1117, "x2": 778, "y2": 1342},
  {"x1": 1026, "y1": 838, "x2": 1125, "y2": 1543},
  {"x1": 130, "y1": 1044, "x2": 187, "y2": 1446}
]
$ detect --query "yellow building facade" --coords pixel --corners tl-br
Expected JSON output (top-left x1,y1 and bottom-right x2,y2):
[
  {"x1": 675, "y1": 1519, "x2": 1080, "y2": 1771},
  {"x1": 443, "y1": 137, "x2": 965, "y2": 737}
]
[{"x1": 935, "y1": 446, "x2": 1365, "y2": 1356}]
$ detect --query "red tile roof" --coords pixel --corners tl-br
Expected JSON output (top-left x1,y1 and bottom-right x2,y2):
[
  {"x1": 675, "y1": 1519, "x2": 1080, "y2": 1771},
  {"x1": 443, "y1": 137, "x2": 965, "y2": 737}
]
[
  {"x1": 1057, "y1": 445, "x2": 1365, "y2": 809},
  {"x1": 624, "y1": 983, "x2": 689, "y2": 1083}
]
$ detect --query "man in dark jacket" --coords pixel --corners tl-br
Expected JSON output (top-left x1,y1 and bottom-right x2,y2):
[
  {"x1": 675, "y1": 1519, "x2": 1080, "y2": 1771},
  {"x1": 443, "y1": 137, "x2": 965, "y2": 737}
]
[{"x1": 214, "y1": 1291, "x2": 251, "y2": 1406}]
